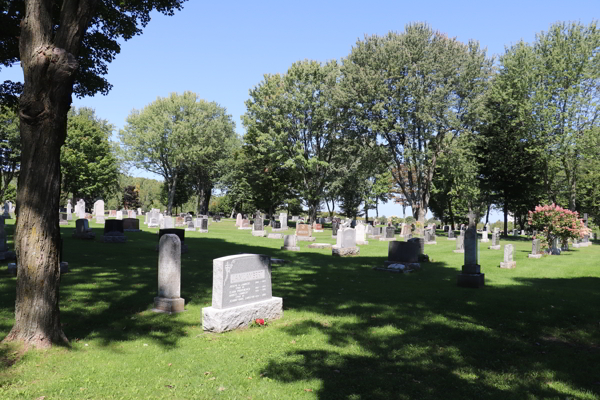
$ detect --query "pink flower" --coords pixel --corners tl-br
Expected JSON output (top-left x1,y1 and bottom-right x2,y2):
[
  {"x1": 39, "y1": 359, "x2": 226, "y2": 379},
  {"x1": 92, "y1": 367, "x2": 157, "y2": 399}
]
[{"x1": 255, "y1": 318, "x2": 265, "y2": 325}]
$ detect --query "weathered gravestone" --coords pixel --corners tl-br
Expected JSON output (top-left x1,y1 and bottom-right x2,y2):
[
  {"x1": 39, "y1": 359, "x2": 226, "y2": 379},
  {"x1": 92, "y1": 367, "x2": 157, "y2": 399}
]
[
  {"x1": 296, "y1": 223, "x2": 315, "y2": 241},
  {"x1": 123, "y1": 218, "x2": 141, "y2": 232},
  {"x1": 152, "y1": 234, "x2": 185, "y2": 313},
  {"x1": 332, "y1": 221, "x2": 339, "y2": 238},
  {"x1": 76, "y1": 199, "x2": 86, "y2": 219},
  {"x1": 160, "y1": 215, "x2": 174, "y2": 229},
  {"x1": 73, "y1": 218, "x2": 95, "y2": 239},
  {"x1": 235, "y1": 213, "x2": 243, "y2": 227},
  {"x1": 355, "y1": 223, "x2": 368, "y2": 245},
  {"x1": 281, "y1": 234, "x2": 300, "y2": 251},
  {"x1": 488, "y1": 232, "x2": 500, "y2": 250},
  {"x1": 102, "y1": 219, "x2": 127, "y2": 243},
  {"x1": 116, "y1": 210, "x2": 123, "y2": 220},
  {"x1": 66, "y1": 199, "x2": 72, "y2": 220},
  {"x1": 185, "y1": 215, "x2": 195, "y2": 231},
  {"x1": 424, "y1": 228, "x2": 437, "y2": 245},
  {"x1": 252, "y1": 217, "x2": 266, "y2": 237},
  {"x1": 239, "y1": 219, "x2": 251, "y2": 230},
  {"x1": 59, "y1": 213, "x2": 68, "y2": 225},
  {"x1": 448, "y1": 230, "x2": 456, "y2": 240},
  {"x1": 528, "y1": 239, "x2": 543, "y2": 259},
  {"x1": 202, "y1": 254, "x2": 283, "y2": 332},
  {"x1": 500, "y1": 244, "x2": 516, "y2": 269},
  {"x1": 457, "y1": 224, "x2": 484, "y2": 288},
  {"x1": 481, "y1": 229, "x2": 489, "y2": 242},
  {"x1": 453, "y1": 235, "x2": 464, "y2": 253},
  {"x1": 312, "y1": 222, "x2": 323, "y2": 233},
  {"x1": 158, "y1": 229, "x2": 188, "y2": 253},
  {"x1": 380, "y1": 226, "x2": 396, "y2": 241},
  {"x1": 332, "y1": 227, "x2": 359, "y2": 257},
  {"x1": 271, "y1": 220, "x2": 281, "y2": 230},
  {"x1": 197, "y1": 217, "x2": 209, "y2": 233}
]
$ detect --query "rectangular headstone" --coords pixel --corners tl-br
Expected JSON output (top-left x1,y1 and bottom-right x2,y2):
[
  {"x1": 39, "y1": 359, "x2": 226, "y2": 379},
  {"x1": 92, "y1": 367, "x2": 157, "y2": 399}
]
[{"x1": 296, "y1": 223, "x2": 311, "y2": 237}]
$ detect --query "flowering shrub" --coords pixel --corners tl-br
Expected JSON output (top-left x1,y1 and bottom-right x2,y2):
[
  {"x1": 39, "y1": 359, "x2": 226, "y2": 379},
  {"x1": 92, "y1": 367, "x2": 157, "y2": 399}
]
[{"x1": 527, "y1": 204, "x2": 590, "y2": 249}]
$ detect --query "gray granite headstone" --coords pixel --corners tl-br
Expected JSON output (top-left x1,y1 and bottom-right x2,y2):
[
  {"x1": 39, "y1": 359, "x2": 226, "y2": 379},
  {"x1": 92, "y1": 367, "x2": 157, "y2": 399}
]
[
  {"x1": 454, "y1": 235, "x2": 464, "y2": 252},
  {"x1": 500, "y1": 244, "x2": 516, "y2": 268},
  {"x1": 384, "y1": 226, "x2": 395, "y2": 239},
  {"x1": 202, "y1": 254, "x2": 283, "y2": 332},
  {"x1": 153, "y1": 234, "x2": 185, "y2": 313}
]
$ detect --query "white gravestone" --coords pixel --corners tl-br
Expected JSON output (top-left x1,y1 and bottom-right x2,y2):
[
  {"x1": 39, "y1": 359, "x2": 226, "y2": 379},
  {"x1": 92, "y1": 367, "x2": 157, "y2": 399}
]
[
  {"x1": 202, "y1": 254, "x2": 283, "y2": 332},
  {"x1": 66, "y1": 199, "x2": 73, "y2": 220},
  {"x1": 94, "y1": 200, "x2": 105, "y2": 223},
  {"x1": 500, "y1": 244, "x2": 516, "y2": 269}
]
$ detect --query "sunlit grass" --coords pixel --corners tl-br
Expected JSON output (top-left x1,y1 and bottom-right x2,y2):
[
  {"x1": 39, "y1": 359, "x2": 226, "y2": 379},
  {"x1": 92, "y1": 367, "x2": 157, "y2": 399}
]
[{"x1": 0, "y1": 218, "x2": 598, "y2": 399}]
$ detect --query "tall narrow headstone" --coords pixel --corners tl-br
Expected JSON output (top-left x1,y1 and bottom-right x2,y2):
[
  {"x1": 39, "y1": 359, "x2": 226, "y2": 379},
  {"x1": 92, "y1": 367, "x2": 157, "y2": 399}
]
[
  {"x1": 252, "y1": 216, "x2": 266, "y2": 237},
  {"x1": 279, "y1": 213, "x2": 288, "y2": 230},
  {"x1": 529, "y1": 239, "x2": 542, "y2": 259},
  {"x1": 202, "y1": 254, "x2": 283, "y2": 332},
  {"x1": 481, "y1": 229, "x2": 489, "y2": 242},
  {"x1": 94, "y1": 200, "x2": 105, "y2": 223},
  {"x1": 77, "y1": 199, "x2": 86, "y2": 219},
  {"x1": 448, "y1": 230, "x2": 456, "y2": 240},
  {"x1": 66, "y1": 199, "x2": 73, "y2": 220},
  {"x1": 235, "y1": 213, "x2": 243, "y2": 227},
  {"x1": 500, "y1": 244, "x2": 516, "y2": 269},
  {"x1": 332, "y1": 221, "x2": 339, "y2": 238},
  {"x1": 488, "y1": 232, "x2": 500, "y2": 250},
  {"x1": 355, "y1": 224, "x2": 368, "y2": 245},
  {"x1": 153, "y1": 234, "x2": 185, "y2": 313},
  {"x1": 457, "y1": 224, "x2": 484, "y2": 288},
  {"x1": 453, "y1": 235, "x2": 464, "y2": 253}
]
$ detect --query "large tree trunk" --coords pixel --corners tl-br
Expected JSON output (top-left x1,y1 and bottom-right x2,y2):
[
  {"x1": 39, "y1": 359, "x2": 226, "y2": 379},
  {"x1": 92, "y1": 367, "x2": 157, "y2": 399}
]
[
  {"x1": 503, "y1": 199, "x2": 509, "y2": 236},
  {"x1": 167, "y1": 170, "x2": 178, "y2": 215},
  {"x1": 5, "y1": 0, "x2": 98, "y2": 349}
]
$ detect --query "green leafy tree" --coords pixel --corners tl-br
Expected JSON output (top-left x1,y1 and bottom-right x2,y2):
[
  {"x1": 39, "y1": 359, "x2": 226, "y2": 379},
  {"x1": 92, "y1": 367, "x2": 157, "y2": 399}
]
[
  {"x1": 341, "y1": 23, "x2": 492, "y2": 224},
  {"x1": 61, "y1": 107, "x2": 119, "y2": 205},
  {"x1": 1, "y1": 0, "x2": 186, "y2": 349},
  {"x1": 122, "y1": 185, "x2": 141, "y2": 210},
  {"x1": 242, "y1": 60, "x2": 343, "y2": 221},
  {"x1": 0, "y1": 105, "x2": 20, "y2": 201}
]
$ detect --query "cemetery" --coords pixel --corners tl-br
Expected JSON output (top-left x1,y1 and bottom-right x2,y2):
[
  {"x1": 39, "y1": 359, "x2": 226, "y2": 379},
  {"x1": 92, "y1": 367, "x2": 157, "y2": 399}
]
[{"x1": 0, "y1": 2, "x2": 598, "y2": 399}]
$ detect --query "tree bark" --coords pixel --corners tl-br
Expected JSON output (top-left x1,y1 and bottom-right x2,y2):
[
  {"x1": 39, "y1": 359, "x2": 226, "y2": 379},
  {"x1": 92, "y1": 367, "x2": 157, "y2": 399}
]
[
  {"x1": 167, "y1": 170, "x2": 178, "y2": 215},
  {"x1": 5, "y1": 0, "x2": 99, "y2": 349}
]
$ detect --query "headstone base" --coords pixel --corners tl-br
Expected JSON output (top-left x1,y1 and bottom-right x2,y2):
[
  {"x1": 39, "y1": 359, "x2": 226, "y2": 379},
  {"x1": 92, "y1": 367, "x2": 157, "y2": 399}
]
[
  {"x1": 528, "y1": 254, "x2": 543, "y2": 259},
  {"x1": 202, "y1": 297, "x2": 283, "y2": 333},
  {"x1": 148, "y1": 224, "x2": 159, "y2": 228},
  {"x1": 297, "y1": 236, "x2": 316, "y2": 242},
  {"x1": 238, "y1": 227, "x2": 252, "y2": 230},
  {"x1": 488, "y1": 245, "x2": 501, "y2": 250},
  {"x1": 252, "y1": 231, "x2": 267, "y2": 237},
  {"x1": 425, "y1": 241, "x2": 437, "y2": 245},
  {"x1": 481, "y1": 239, "x2": 489, "y2": 242},
  {"x1": 457, "y1": 273, "x2": 485, "y2": 288},
  {"x1": 500, "y1": 261, "x2": 516, "y2": 269},
  {"x1": 124, "y1": 229, "x2": 142, "y2": 232},
  {"x1": 153, "y1": 297, "x2": 185, "y2": 314},
  {"x1": 447, "y1": 237, "x2": 456, "y2": 241},
  {"x1": 308, "y1": 243, "x2": 332, "y2": 249},
  {"x1": 281, "y1": 246, "x2": 300, "y2": 251},
  {"x1": 572, "y1": 243, "x2": 581, "y2": 248},
  {"x1": 313, "y1": 229, "x2": 324, "y2": 233},
  {"x1": 102, "y1": 235, "x2": 127, "y2": 243},
  {"x1": 185, "y1": 228, "x2": 196, "y2": 232},
  {"x1": 198, "y1": 229, "x2": 208, "y2": 233},
  {"x1": 356, "y1": 240, "x2": 369, "y2": 245},
  {"x1": 267, "y1": 233, "x2": 283, "y2": 239},
  {"x1": 453, "y1": 249, "x2": 464, "y2": 253},
  {"x1": 379, "y1": 237, "x2": 396, "y2": 241},
  {"x1": 73, "y1": 231, "x2": 96, "y2": 240},
  {"x1": 332, "y1": 246, "x2": 359, "y2": 257}
]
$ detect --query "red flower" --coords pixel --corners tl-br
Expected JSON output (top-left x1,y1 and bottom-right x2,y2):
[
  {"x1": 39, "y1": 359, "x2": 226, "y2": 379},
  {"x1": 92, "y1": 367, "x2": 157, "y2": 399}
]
[{"x1": 255, "y1": 318, "x2": 265, "y2": 325}]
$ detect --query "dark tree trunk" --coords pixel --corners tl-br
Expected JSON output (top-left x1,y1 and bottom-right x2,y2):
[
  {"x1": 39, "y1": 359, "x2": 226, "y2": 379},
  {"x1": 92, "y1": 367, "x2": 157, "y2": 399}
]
[
  {"x1": 167, "y1": 170, "x2": 178, "y2": 215},
  {"x1": 5, "y1": 0, "x2": 98, "y2": 349},
  {"x1": 503, "y1": 200, "x2": 509, "y2": 236}
]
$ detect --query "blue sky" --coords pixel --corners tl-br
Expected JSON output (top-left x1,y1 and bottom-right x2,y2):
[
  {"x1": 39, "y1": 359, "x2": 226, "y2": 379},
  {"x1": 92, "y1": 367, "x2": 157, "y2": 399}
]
[{"x1": 1, "y1": 0, "x2": 597, "y2": 221}]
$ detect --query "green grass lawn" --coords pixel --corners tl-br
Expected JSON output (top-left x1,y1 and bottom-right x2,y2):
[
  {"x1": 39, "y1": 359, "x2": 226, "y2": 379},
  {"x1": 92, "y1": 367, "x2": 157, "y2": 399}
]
[{"x1": 0, "y1": 218, "x2": 599, "y2": 399}]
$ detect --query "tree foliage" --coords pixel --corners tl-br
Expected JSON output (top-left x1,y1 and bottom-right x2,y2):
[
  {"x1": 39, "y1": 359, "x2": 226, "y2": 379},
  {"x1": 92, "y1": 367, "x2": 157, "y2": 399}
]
[{"x1": 0, "y1": 105, "x2": 20, "y2": 201}]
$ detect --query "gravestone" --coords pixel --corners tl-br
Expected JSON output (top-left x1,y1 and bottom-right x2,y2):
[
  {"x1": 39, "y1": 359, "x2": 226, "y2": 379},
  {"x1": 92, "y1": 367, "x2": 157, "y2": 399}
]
[
  {"x1": 0, "y1": 219, "x2": 15, "y2": 260},
  {"x1": 500, "y1": 244, "x2": 516, "y2": 269},
  {"x1": 123, "y1": 218, "x2": 141, "y2": 232},
  {"x1": 355, "y1": 223, "x2": 368, "y2": 245},
  {"x1": 457, "y1": 224, "x2": 484, "y2": 288},
  {"x1": 382, "y1": 240, "x2": 422, "y2": 271},
  {"x1": 198, "y1": 217, "x2": 209, "y2": 233},
  {"x1": 453, "y1": 235, "x2": 464, "y2": 253},
  {"x1": 158, "y1": 228, "x2": 188, "y2": 253},
  {"x1": 424, "y1": 228, "x2": 436, "y2": 245},
  {"x1": 332, "y1": 227, "x2": 359, "y2": 256},
  {"x1": 380, "y1": 226, "x2": 396, "y2": 241},
  {"x1": 281, "y1": 234, "x2": 300, "y2": 251},
  {"x1": 528, "y1": 239, "x2": 542, "y2": 259},
  {"x1": 102, "y1": 219, "x2": 127, "y2": 243},
  {"x1": 332, "y1": 221, "x2": 339, "y2": 238},
  {"x1": 481, "y1": 229, "x2": 489, "y2": 242},
  {"x1": 175, "y1": 216, "x2": 185, "y2": 227},
  {"x1": 296, "y1": 224, "x2": 315, "y2": 241},
  {"x1": 202, "y1": 254, "x2": 283, "y2": 332},
  {"x1": 448, "y1": 230, "x2": 456, "y2": 240},
  {"x1": 109, "y1": 210, "x2": 117, "y2": 218},
  {"x1": 137, "y1": 207, "x2": 142, "y2": 215},
  {"x1": 66, "y1": 199, "x2": 72, "y2": 220},
  {"x1": 152, "y1": 234, "x2": 185, "y2": 313},
  {"x1": 271, "y1": 220, "x2": 281, "y2": 229},
  {"x1": 235, "y1": 213, "x2": 243, "y2": 227},
  {"x1": 184, "y1": 215, "x2": 195, "y2": 231},
  {"x1": 252, "y1": 216, "x2": 266, "y2": 237},
  {"x1": 73, "y1": 218, "x2": 95, "y2": 239},
  {"x1": 116, "y1": 210, "x2": 123, "y2": 220},
  {"x1": 59, "y1": 213, "x2": 68, "y2": 225},
  {"x1": 77, "y1": 199, "x2": 86, "y2": 219},
  {"x1": 239, "y1": 219, "x2": 251, "y2": 230},
  {"x1": 488, "y1": 232, "x2": 500, "y2": 250},
  {"x1": 94, "y1": 200, "x2": 105, "y2": 223},
  {"x1": 312, "y1": 222, "x2": 323, "y2": 232}
]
